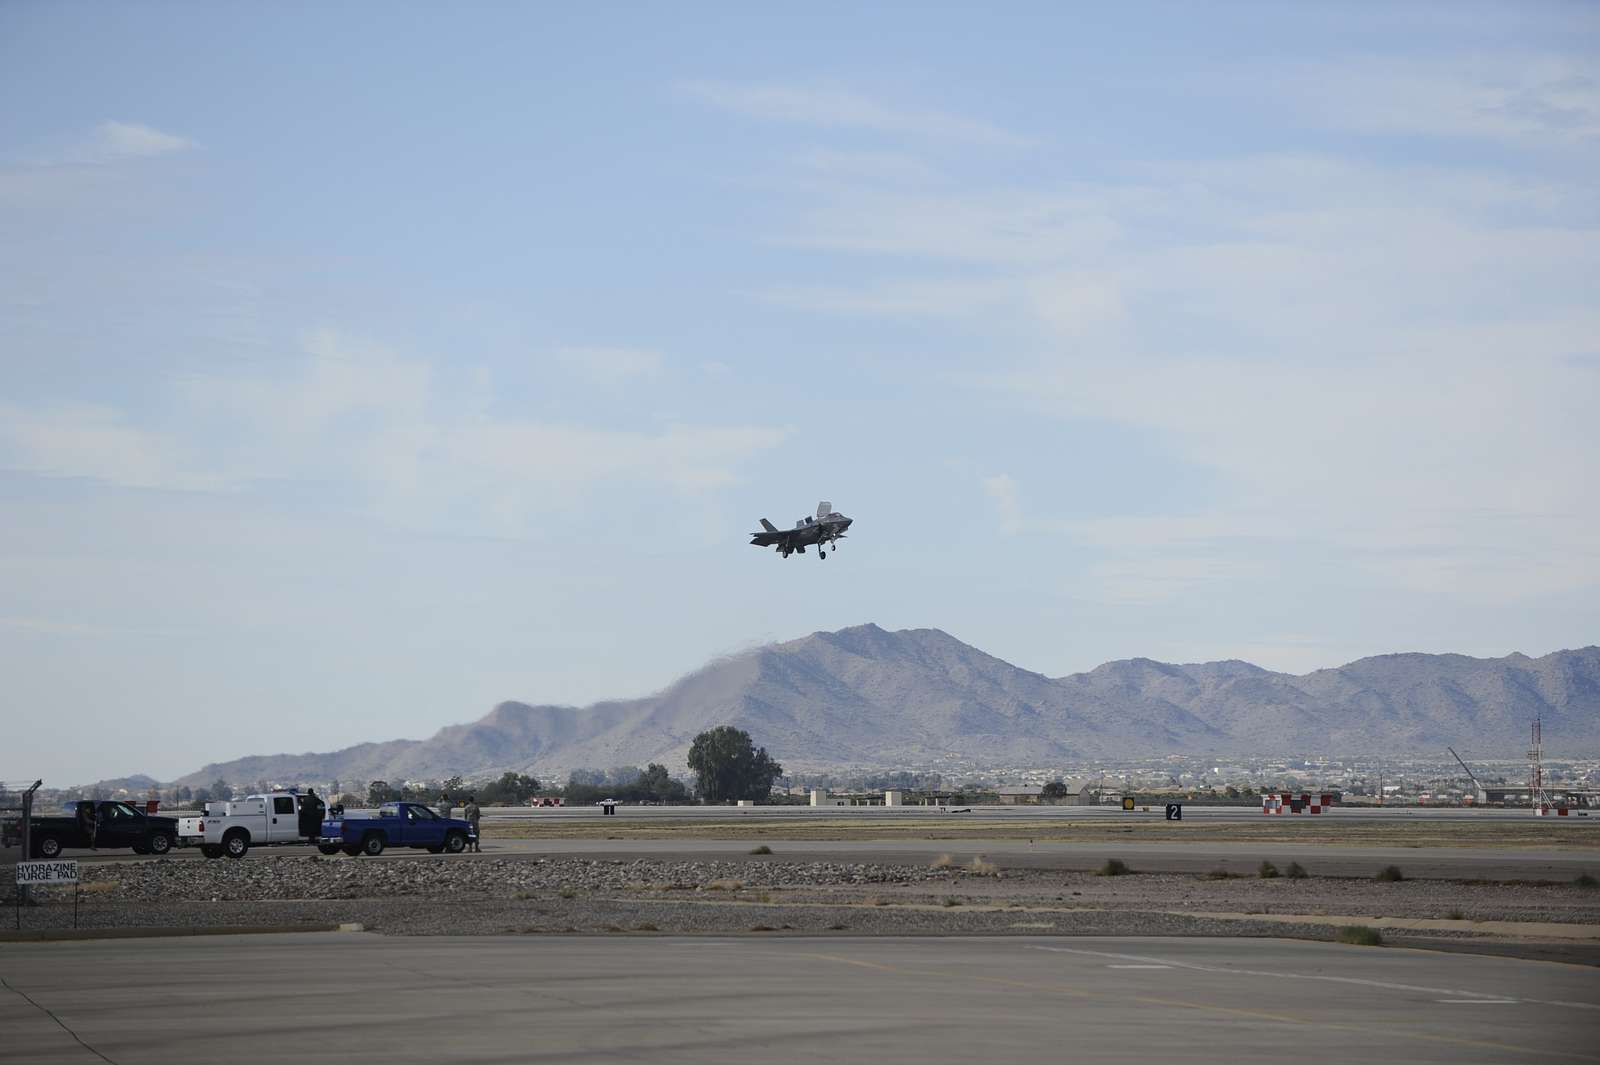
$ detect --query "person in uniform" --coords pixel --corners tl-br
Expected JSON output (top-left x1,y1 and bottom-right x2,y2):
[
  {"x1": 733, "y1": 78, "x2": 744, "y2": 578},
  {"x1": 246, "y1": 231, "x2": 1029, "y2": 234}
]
[
  {"x1": 298, "y1": 787, "x2": 326, "y2": 843},
  {"x1": 463, "y1": 795, "x2": 481, "y2": 852}
]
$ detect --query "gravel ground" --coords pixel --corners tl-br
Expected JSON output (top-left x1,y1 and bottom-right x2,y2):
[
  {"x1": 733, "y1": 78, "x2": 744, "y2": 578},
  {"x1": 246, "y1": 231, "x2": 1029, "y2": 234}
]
[{"x1": 5, "y1": 855, "x2": 1597, "y2": 956}]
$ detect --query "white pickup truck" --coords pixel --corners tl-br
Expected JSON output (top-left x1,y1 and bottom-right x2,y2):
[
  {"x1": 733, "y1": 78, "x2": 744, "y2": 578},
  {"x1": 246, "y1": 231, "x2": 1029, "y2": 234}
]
[{"x1": 178, "y1": 792, "x2": 317, "y2": 859}]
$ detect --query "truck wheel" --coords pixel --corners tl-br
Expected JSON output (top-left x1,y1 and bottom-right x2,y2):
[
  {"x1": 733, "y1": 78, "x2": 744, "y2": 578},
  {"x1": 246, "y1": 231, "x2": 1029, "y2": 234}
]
[
  {"x1": 444, "y1": 831, "x2": 467, "y2": 854},
  {"x1": 361, "y1": 833, "x2": 385, "y2": 856},
  {"x1": 224, "y1": 830, "x2": 250, "y2": 859},
  {"x1": 149, "y1": 833, "x2": 173, "y2": 856},
  {"x1": 342, "y1": 844, "x2": 361, "y2": 857},
  {"x1": 317, "y1": 843, "x2": 342, "y2": 856},
  {"x1": 35, "y1": 834, "x2": 63, "y2": 859},
  {"x1": 201, "y1": 844, "x2": 224, "y2": 859},
  {"x1": 131, "y1": 841, "x2": 151, "y2": 855}
]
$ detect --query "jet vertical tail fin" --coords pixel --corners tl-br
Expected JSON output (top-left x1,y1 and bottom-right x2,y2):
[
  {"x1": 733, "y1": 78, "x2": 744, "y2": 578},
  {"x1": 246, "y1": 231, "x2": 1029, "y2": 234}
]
[{"x1": 759, "y1": 518, "x2": 779, "y2": 533}]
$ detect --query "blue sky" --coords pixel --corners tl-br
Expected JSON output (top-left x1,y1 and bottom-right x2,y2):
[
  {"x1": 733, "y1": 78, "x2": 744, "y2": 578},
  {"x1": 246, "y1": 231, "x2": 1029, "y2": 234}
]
[{"x1": 2, "y1": 3, "x2": 1596, "y2": 784}]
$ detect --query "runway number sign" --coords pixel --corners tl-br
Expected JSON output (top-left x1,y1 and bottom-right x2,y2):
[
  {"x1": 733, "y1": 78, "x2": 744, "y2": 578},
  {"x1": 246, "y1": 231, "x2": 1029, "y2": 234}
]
[
  {"x1": 1165, "y1": 803, "x2": 1182, "y2": 821},
  {"x1": 16, "y1": 860, "x2": 79, "y2": 886},
  {"x1": 1121, "y1": 797, "x2": 1135, "y2": 811}
]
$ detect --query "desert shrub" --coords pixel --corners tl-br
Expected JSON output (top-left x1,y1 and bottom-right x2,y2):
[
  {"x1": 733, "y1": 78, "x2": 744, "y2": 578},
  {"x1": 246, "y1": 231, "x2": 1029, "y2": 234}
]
[
  {"x1": 748, "y1": 844, "x2": 772, "y2": 855},
  {"x1": 930, "y1": 853, "x2": 957, "y2": 870},
  {"x1": 969, "y1": 856, "x2": 999, "y2": 877},
  {"x1": 1446, "y1": 908, "x2": 1465, "y2": 920},
  {"x1": 1575, "y1": 873, "x2": 1598, "y2": 889},
  {"x1": 1375, "y1": 865, "x2": 1405, "y2": 882},
  {"x1": 1205, "y1": 868, "x2": 1240, "y2": 880},
  {"x1": 558, "y1": 887, "x2": 577, "y2": 899},
  {"x1": 1259, "y1": 861, "x2": 1280, "y2": 879},
  {"x1": 706, "y1": 879, "x2": 744, "y2": 892},
  {"x1": 1285, "y1": 862, "x2": 1309, "y2": 879},
  {"x1": 943, "y1": 896, "x2": 961, "y2": 907},
  {"x1": 1334, "y1": 925, "x2": 1384, "y2": 946},
  {"x1": 1097, "y1": 858, "x2": 1131, "y2": 877},
  {"x1": 634, "y1": 922, "x2": 658, "y2": 932}
]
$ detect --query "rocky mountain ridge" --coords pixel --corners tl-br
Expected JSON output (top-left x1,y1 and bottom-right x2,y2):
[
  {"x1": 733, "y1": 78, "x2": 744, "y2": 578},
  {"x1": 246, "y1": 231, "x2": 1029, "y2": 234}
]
[{"x1": 176, "y1": 625, "x2": 1600, "y2": 785}]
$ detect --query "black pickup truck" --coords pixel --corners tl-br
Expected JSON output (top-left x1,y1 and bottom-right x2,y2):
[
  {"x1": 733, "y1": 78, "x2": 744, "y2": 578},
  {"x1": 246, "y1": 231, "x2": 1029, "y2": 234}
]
[{"x1": 5, "y1": 800, "x2": 181, "y2": 859}]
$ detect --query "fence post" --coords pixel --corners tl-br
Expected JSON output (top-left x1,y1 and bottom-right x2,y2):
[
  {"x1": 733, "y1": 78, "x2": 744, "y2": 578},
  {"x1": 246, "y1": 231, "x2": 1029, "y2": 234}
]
[{"x1": 18, "y1": 781, "x2": 41, "y2": 911}]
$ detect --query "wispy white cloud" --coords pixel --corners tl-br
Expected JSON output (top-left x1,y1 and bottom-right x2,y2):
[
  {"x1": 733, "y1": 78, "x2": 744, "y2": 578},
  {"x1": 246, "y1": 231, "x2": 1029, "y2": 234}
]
[
  {"x1": 764, "y1": 277, "x2": 1017, "y2": 318},
  {"x1": 982, "y1": 473, "x2": 1022, "y2": 534},
  {"x1": 557, "y1": 345, "x2": 664, "y2": 385},
  {"x1": 750, "y1": 137, "x2": 1600, "y2": 605},
  {"x1": 681, "y1": 80, "x2": 1029, "y2": 146},
  {"x1": 6, "y1": 330, "x2": 789, "y2": 534},
  {"x1": 0, "y1": 402, "x2": 221, "y2": 491},
  {"x1": 1282, "y1": 56, "x2": 1600, "y2": 145},
  {"x1": 0, "y1": 616, "x2": 184, "y2": 638},
  {"x1": 93, "y1": 121, "x2": 197, "y2": 159}
]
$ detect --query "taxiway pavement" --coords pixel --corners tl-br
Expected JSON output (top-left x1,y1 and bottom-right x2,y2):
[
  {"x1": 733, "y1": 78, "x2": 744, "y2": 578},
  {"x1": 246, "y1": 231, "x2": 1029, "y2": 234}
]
[{"x1": 1, "y1": 933, "x2": 1595, "y2": 1064}]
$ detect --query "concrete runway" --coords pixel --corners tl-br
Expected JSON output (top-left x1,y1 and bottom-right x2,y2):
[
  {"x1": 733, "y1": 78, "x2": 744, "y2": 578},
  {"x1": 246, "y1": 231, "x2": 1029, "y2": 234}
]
[
  {"x1": 1, "y1": 933, "x2": 1595, "y2": 1064},
  {"x1": 482, "y1": 803, "x2": 1592, "y2": 823}
]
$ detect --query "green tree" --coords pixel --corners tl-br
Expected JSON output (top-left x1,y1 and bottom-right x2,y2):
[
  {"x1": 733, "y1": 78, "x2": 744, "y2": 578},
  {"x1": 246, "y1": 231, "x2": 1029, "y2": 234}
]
[
  {"x1": 478, "y1": 772, "x2": 541, "y2": 805},
  {"x1": 210, "y1": 778, "x2": 234, "y2": 801},
  {"x1": 638, "y1": 763, "x2": 689, "y2": 804},
  {"x1": 687, "y1": 726, "x2": 783, "y2": 803},
  {"x1": 368, "y1": 779, "x2": 402, "y2": 804},
  {"x1": 1041, "y1": 781, "x2": 1069, "y2": 801}
]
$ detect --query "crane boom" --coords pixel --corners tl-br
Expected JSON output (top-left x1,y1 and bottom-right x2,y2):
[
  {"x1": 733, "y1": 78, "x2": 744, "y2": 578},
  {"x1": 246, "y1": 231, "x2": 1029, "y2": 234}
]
[{"x1": 1447, "y1": 746, "x2": 1483, "y2": 789}]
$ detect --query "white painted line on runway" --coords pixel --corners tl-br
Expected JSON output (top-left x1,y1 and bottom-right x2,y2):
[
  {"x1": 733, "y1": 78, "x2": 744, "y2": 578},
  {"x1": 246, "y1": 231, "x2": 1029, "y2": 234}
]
[
  {"x1": 1438, "y1": 999, "x2": 1517, "y2": 1004},
  {"x1": 1025, "y1": 945, "x2": 1578, "y2": 1008},
  {"x1": 1108, "y1": 964, "x2": 1172, "y2": 969}
]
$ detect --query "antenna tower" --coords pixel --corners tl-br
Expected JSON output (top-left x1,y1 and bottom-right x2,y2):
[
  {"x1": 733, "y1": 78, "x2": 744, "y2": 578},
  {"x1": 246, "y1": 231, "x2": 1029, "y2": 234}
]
[{"x1": 1529, "y1": 712, "x2": 1550, "y2": 815}]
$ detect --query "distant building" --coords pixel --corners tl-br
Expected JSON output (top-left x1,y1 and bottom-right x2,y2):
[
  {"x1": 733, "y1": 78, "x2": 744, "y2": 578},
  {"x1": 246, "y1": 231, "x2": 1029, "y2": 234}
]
[{"x1": 997, "y1": 786, "x2": 1043, "y2": 805}]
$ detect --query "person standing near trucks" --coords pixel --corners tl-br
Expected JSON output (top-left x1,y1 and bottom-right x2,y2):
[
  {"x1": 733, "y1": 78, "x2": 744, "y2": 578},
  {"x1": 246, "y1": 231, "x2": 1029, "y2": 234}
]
[
  {"x1": 76, "y1": 801, "x2": 99, "y2": 849},
  {"x1": 298, "y1": 787, "x2": 326, "y2": 844},
  {"x1": 463, "y1": 795, "x2": 481, "y2": 852}
]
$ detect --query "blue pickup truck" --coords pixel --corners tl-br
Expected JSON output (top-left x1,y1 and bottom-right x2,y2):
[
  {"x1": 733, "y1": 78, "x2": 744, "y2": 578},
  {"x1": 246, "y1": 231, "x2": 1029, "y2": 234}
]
[{"x1": 317, "y1": 802, "x2": 475, "y2": 857}]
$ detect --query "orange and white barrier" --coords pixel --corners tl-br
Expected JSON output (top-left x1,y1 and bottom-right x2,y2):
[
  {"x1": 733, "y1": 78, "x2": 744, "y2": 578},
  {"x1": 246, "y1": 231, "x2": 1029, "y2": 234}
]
[{"x1": 1262, "y1": 792, "x2": 1334, "y2": 815}]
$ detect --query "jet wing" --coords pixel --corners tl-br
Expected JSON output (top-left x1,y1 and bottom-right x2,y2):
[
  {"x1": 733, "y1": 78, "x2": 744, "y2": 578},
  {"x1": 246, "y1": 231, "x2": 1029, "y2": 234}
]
[{"x1": 751, "y1": 518, "x2": 791, "y2": 547}]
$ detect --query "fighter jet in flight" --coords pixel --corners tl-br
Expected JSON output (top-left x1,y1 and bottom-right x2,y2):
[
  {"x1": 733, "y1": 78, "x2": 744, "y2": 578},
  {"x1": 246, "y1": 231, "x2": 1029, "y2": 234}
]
[{"x1": 750, "y1": 501, "x2": 853, "y2": 559}]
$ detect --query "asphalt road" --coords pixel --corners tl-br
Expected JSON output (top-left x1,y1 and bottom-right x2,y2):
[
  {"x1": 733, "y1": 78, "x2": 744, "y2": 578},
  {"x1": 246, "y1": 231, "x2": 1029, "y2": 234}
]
[{"x1": 1, "y1": 933, "x2": 1595, "y2": 1064}]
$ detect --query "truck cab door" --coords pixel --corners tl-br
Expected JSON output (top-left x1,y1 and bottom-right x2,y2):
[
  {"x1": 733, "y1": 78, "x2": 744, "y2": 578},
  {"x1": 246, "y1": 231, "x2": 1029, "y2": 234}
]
[
  {"x1": 401, "y1": 806, "x2": 442, "y2": 846},
  {"x1": 269, "y1": 795, "x2": 299, "y2": 842},
  {"x1": 101, "y1": 803, "x2": 139, "y2": 847}
]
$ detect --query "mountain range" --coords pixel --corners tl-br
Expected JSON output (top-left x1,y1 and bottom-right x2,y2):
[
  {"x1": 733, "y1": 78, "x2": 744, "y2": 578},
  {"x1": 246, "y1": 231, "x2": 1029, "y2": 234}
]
[{"x1": 176, "y1": 624, "x2": 1600, "y2": 786}]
